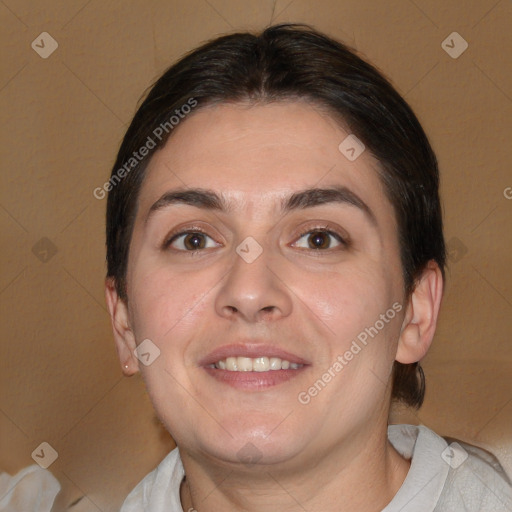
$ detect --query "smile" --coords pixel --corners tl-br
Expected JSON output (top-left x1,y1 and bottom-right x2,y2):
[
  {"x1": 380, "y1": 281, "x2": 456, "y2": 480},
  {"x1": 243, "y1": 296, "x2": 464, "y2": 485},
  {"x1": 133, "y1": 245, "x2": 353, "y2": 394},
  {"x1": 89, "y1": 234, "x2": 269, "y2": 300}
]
[{"x1": 208, "y1": 356, "x2": 304, "y2": 371}]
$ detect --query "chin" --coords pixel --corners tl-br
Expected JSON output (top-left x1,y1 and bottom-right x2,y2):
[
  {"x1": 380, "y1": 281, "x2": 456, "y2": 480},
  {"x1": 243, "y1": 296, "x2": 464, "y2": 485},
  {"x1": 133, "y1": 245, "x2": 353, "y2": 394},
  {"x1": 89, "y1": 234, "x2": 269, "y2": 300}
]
[
  {"x1": 192, "y1": 422, "x2": 309, "y2": 468},
  {"x1": 204, "y1": 440, "x2": 303, "y2": 469}
]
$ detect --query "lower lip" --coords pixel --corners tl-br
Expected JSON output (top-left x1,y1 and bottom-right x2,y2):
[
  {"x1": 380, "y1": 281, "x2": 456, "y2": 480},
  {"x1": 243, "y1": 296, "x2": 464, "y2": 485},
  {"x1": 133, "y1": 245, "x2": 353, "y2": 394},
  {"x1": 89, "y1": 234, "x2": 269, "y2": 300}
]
[{"x1": 203, "y1": 366, "x2": 308, "y2": 390}]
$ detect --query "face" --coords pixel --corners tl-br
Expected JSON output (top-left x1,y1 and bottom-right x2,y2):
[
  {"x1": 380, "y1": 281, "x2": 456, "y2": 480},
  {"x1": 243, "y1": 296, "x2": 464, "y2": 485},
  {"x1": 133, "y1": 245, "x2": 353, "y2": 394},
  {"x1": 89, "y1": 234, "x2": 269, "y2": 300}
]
[{"x1": 116, "y1": 101, "x2": 409, "y2": 469}]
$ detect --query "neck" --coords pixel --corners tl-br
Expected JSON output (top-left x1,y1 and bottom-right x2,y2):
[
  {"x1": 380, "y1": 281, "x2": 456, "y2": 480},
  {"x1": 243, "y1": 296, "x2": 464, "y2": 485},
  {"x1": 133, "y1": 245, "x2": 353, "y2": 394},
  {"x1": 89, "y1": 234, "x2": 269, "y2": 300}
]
[{"x1": 179, "y1": 421, "x2": 410, "y2": 512}]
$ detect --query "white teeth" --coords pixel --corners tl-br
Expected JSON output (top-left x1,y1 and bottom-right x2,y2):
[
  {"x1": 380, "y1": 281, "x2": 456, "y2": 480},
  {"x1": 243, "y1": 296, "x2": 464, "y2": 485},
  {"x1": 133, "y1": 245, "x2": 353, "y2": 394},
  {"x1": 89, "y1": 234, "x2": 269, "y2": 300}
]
[
  {"x1": 212, "y1": 356, "x2": 303, "y2": 371},
  {"x1": 238, "y1": 357, "x2": 253, "y2": 371},
  {"x1": 226, "y1": 357, "x2": 238, "y2": 371},
  {"x1": 253, "y1": 357, "x2": 269, "y2": 372},
  {"x1": 269, "y1": 357, "x2": 282, "y2": 370}
]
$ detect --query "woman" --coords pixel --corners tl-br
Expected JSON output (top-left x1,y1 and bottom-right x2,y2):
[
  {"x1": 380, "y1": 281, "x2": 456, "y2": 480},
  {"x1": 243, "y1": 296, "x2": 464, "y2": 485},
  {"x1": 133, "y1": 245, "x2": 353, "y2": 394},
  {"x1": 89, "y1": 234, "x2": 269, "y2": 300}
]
[{"x1": 104, "y1": 24, "x2": 512, "y2": 511}]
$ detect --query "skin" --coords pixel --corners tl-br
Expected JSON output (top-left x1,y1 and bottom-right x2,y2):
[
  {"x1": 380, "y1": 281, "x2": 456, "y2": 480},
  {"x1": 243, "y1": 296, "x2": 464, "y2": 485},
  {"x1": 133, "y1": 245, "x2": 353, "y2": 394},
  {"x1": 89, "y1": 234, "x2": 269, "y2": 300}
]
[{"x1": 106, "y1": 101, "x2": 443, "y2": 511}]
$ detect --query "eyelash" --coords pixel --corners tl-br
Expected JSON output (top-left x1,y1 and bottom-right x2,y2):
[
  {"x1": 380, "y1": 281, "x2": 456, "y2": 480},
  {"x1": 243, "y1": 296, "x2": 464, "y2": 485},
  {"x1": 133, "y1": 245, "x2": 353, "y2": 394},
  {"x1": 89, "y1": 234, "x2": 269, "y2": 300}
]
[
  {"x1": 293, "y1": 225, "x2": 348, "y2": 252},
  {"x1": 163, "y1": 224, "x2": 348, "y2": 254}
]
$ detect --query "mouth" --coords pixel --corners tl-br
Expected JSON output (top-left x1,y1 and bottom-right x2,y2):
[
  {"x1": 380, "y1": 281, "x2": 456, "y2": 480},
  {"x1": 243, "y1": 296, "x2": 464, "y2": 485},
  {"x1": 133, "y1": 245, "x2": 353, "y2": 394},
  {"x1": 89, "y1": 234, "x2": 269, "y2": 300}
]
[
  {"x1": 200, "y1": 343, "x2": 310, "y2": 390},
  {"x1": 208, "y1": 356, "x2": 304, "y2": 371}
]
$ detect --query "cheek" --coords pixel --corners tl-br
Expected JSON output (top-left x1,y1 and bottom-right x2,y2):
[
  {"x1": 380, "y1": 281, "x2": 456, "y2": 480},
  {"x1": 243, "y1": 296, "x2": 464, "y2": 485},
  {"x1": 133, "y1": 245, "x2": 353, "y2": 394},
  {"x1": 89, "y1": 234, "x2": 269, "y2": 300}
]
[
  {"x1": 302, "y1": 262, "x2": 402, "y2": 398},
  {"x1": 128, "y1": 261, "x2": 213, "y2": 351},
  {"x1": 302, "y1": 263, "x2": 396, "y2": 340},
  {"x1": 292, "y1": 266, "x2": 402, "y2": 424}
]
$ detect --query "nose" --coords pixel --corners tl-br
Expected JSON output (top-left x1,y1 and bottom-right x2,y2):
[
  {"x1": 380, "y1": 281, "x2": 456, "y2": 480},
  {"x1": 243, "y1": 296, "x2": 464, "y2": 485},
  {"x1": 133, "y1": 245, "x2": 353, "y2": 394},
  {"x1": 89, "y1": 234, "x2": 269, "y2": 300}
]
[{"x1": 214, "y1": 240, "x2": 293, "y2": 323}]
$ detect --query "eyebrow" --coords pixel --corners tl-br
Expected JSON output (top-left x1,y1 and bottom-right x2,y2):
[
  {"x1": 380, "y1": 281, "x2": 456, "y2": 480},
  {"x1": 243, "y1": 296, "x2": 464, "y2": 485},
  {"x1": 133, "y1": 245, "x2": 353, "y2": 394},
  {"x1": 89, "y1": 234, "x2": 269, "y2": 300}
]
[{"x1": 146, "y1": 185, "x2": 376, "y2": 225}]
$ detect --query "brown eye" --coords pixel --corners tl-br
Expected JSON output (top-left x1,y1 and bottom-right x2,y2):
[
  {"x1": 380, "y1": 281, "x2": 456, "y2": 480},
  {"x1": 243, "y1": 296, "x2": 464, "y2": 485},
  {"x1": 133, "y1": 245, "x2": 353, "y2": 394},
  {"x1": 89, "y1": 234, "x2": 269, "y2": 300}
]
[
  {"x1": 166, "y1": 231, "x2": 218, "y2": 251},
  {"x1": 293, "y1": 229, "x2": 346, "y2": 250},
  {"x1": 182, "y1": 233, "x2": 207, "y2": 250},
  {"x1": 309, "y1": 231, "x2": 333, "y2": 249}
]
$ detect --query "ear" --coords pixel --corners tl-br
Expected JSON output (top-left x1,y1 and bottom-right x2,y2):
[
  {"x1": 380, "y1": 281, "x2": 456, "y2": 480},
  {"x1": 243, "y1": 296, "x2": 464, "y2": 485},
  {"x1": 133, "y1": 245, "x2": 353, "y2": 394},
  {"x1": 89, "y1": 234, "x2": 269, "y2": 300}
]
[
  {"x1": 105, "y1": 277, "x2": 139, "y2": 376},
  {"x1": 396, "y1": 261, "x2": 444, "y2": 364}
]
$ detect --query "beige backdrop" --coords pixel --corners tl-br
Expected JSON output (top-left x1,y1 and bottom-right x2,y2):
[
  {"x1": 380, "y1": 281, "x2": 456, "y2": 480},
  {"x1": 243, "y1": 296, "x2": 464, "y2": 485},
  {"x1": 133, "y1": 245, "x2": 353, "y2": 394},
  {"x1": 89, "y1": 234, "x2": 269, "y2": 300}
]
[{"x1": 1, "y1": 1, "x2": 511, "y2": 510}]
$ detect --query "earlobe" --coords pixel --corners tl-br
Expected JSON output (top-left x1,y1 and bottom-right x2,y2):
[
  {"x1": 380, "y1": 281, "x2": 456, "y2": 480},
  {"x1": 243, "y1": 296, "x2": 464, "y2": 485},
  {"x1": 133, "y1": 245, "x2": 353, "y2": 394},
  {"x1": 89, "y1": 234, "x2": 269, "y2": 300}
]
[
  {"x1": 396, "y1": 261, "x2": 444, "y2": 364},
  {"x1": 105, "y1": 277, "x2": 139, "y2": 376}
]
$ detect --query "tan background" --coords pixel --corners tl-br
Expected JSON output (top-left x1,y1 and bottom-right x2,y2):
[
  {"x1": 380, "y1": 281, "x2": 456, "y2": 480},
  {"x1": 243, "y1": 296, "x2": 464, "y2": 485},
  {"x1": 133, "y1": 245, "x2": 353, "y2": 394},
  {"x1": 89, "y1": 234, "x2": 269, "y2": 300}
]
[{"x1": 1, "y1": 1, "x2": 511, "y2": 510}]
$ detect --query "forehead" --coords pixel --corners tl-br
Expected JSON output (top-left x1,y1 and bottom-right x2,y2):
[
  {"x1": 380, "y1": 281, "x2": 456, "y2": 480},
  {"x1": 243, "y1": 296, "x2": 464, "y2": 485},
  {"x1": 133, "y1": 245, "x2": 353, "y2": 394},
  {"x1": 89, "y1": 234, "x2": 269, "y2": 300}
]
[{"x1": 139, "y1": 101, "x2": 392, "y2": 220}]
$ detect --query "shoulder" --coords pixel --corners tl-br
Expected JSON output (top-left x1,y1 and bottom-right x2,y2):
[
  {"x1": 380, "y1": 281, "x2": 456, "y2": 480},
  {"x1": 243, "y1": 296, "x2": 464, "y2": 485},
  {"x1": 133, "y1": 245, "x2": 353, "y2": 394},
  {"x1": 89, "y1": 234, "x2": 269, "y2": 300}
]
[
  {"x1": 386, "y1": 424, "x2": 512, "y2": 511},
  {"x1": 120, "y1": 446, "x2": 184, "y2": 511},
  {"x1": 437, "y1": 436, "x2": 512, "y2": 511}
]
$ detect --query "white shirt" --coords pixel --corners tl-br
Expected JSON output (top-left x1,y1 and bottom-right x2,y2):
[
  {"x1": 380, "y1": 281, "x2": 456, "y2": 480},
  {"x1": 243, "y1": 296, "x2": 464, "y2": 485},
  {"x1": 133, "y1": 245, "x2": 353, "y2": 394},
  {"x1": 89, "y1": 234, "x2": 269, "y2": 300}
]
[{"x1": 120, "y1": 424, "x2": 512, "y2": 511}]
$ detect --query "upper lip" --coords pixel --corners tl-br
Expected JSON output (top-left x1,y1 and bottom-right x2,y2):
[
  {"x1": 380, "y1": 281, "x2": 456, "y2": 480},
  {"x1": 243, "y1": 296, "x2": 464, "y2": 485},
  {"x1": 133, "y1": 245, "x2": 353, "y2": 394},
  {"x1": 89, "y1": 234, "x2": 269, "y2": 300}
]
[{"x1": 199, "y1": 342, "x2": 310, "y2": 367}]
